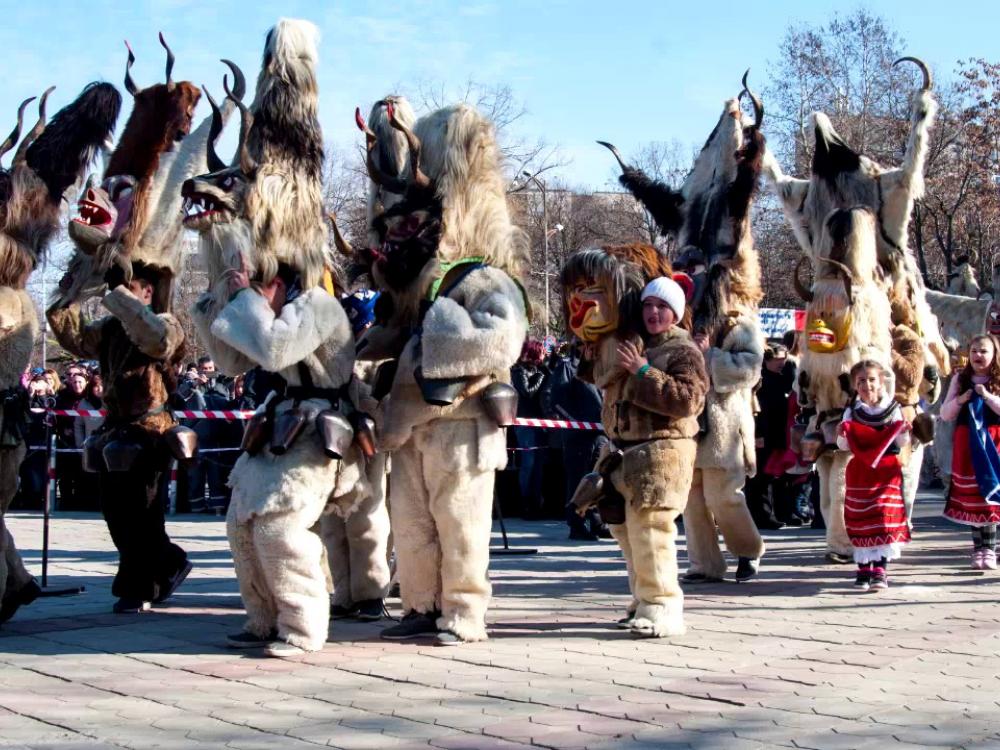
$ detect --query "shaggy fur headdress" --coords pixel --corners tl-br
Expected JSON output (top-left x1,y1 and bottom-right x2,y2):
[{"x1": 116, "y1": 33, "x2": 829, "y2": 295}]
[
  {"x1": 600, "y1": 79, "x2": 765, "y2": 336},
  {"x1": 0, "y1": 84, "x2": 120, "y2": 288},
  {"x1": 243, "y1": 18, "x2": 328, "y2": 290}
]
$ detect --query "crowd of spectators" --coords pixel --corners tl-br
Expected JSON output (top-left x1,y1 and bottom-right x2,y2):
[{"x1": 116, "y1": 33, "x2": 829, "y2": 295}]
[
  {"x1": 13, "y1": 356, "x2": 264, "y2": 515},
  {"x1": 20, "y1": 331, "x2": 822, "y2": 534}
]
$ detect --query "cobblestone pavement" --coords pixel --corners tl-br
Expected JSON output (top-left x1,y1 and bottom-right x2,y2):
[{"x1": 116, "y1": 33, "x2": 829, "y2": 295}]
[{"x1": 2, "y1": 492, "x2": 1000, "y2": 749}]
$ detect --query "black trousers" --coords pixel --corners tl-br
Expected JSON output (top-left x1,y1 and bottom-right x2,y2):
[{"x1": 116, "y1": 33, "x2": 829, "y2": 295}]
[{"x1": 98, "y1": 444, "x2": 187, "y2": 602}]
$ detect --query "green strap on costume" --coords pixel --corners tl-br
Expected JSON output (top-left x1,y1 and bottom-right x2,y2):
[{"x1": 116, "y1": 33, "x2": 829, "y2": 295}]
[{"x1": 425, "y1": 257, "x2": 532, "y2": 328}]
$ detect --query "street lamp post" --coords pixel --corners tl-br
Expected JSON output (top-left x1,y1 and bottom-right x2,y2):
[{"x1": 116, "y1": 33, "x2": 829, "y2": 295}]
[{"x1": 523, "y1": 172, "x2": 550, "y2": 338}]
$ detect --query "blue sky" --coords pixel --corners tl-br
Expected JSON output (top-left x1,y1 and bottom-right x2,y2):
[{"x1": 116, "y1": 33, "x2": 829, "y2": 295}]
[{"x1": 0, "y1": 0, "x2": 994, "y2": 189}]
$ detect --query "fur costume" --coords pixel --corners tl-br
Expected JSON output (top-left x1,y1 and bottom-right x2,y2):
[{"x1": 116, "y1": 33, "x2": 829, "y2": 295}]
[
  {"x1": 185, "y1": 21, "x2": 366, "y2": 653},
  {"x1": 0, "y1": 84, "x2": 119, "y2": 617},
  {"x1": 794, "y1": 208, "x2": 894, "y2": 556},
  {"x1": 357, "y1": 102, "x2": 528, "y2": 643},
  {"x1": 763, "y1": 59, "x2": 949, "y2": 404},
  {"x1": 561, "y1": 252, "x2": 707, "y2": 638},
  {"x1": 947, "y1": 255, "x2": 981, "y2": 298},
  {"x1": 600, "y1": 80, "x2": 768, "y2": 578}
]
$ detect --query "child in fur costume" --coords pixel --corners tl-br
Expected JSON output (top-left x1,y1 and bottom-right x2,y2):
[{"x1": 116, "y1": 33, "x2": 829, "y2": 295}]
[
  {"x1": 940, "y1": 334, "x2": 1000, "y2": 571},
  {"x1": 836, "y1": 360, "x2": 911, "y2": 591},
  {"x1": 594, "y1": 276, "x2": 708, "y2": 637}
]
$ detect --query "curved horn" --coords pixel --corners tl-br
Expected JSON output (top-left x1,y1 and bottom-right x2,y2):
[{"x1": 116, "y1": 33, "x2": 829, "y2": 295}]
[
  {"x1": 203, "y1": 86, "x2": 226, "y2": 174},
  {"x1": 159, "y1": 32, "x2": 175, "y2": 91},
  {"x1": 123, "y1": 40, "x2": 139, "y2": 96},
  {"x1": 224, "y1": 75, "x2": 256, "y2": 175},
  {"x1": 0, "y1": 96, "x2": 35, "y2": 163},
  {"x1": 741, "y1": 68, "x2": 764, "y2": 128},
  {"x1": 13, "y1": 86, "x2": 54, "y2": 166},
  {"x1": 387, "y1": 101, "x2": 431, "y2": 190},
  {"x1": 221, "y1": 59, "x2": 245, "y2": 102},
  {"x1": 793, "y1": 257, "x2": 814, "y2": 303},
  {"x1": 328, "y1": 212, "x2": 354, "y2": 258},
  {"x1": 355, "y1": 107, "x2": 406, "y2": 192},
  {"x1": 819, "y1": 257, "x2": 856, "y2": 301},
  {"x1": 893, "y1": 56, "x2": 932, "y2": 91},
  {"x1": 596, "y1": 140, "x2": 629, "y2": 172}
]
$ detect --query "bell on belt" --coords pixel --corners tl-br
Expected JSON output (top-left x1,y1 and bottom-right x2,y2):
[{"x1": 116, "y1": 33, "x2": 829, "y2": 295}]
[
  {"x1": 241, "y1": 412, "x2": 269, "y2": 455},
  {"x1": 568, "y1": 471, "x2": 604, "y2": 515},
  {"x1": 164, "y1": 425, "x2": 199, "y2": 463},
  {"x1": 351, "y1": 412, "x2": 377, "y2": 458},
  {"x1": 912, "y1": 412, "x2": 935, "y2": 445},
  {"x1": 481, "y1": 382, "x2": 519, "y2": 427},
  {"x1": 316, "y1": 410, "x2": 354, "y2": 459},
  {"x1": 413, "y1": 367, "x2": 466, "y2": 407},
  {"x1": 270, "y1": 408, "x2": 307, "y2": 456},
  {"x1": 81, "y1": 434, "x2": 105, "y2": 473},
  {"x1": 800, "y1": 431, "x2": 824, "y2": 463},
  {"x1": 102, "y1": 439, "x2": 142, "y2": 472}
]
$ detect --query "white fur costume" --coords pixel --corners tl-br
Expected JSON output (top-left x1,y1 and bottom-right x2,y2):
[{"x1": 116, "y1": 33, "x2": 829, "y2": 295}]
[
  {"x1": 206, "y1": 287, "x2": 367, "y2": 651},
  {"x1": 376, "y1": 265, "x2": 527, "y2": 642},
  {"x1": 319, "y1": 363, "x2": 390, "y2": 609},
  {"x1": 685, "y1": 313, "x2": 766, "y2": 578}
]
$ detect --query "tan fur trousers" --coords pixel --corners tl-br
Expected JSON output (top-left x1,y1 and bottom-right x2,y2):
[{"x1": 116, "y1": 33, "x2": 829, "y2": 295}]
[
  {"x1": 817, "y1": 451, "x2": 852, "y2": 556},
  {"x1": 1, "y1": 445, "x2": 32, "y2": 604},
  {"x1": 226, "y1": 501, "x2": 329, "y2": 651},
  {"x1": 609, "y1": 503, "x2": 685, "y2": 637},
  {"x1": 390, "y1": 420, "x2": 495, "y2": 642},
  {"x1": 319, "y1": 453, "x2": 391, "y2": 606},
  {"x1": 901, "y1": 442, "x2": 923, "y2": 524},
  {"x1": 684, "y1": 467, "x2": 764, "y2": 579}
]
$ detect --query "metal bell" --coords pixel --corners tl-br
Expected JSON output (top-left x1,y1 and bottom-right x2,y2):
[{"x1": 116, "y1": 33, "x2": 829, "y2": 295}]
[
  {"x1": 912, "y1": 412, "x2": 935, "y2": 445},
  {"x1": 241, "y1": 412, "x2": 269, "y2": 455},
  {"x1": 568, "y1": 471, "x2": 604, "y2": 515},
  {"x1": 315, "y1": 409, "x2": 354, "y2": 460},
  {"x1": 414, "y1": 367, "x2": 467, "y2": 407},
  {"x1": 481, "y1": 382, "x2": 519, "y2": 427},
  {"x1": 352, "y1": 413, "x2": 377, "y2": 459},
  {"x1": 81, "y1": 434, "x2": 104, "y2": 473},
  {"x1": 270, "y1": 407, "x2": 307, "y2": 456},
  {"x1": 164, "y1": 425, "x2": 199, "y2": 462},
  {"x1": 102, "y1": 438, "x2": 142, "y2": 472}
]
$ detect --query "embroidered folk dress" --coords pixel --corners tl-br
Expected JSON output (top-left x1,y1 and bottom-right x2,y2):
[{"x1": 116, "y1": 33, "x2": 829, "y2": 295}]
[
  {"x1": 837, "y1": 395, "x2": 911, "y2": 563},
  {"x1": 941, "y1": 375, "x2": 1000, "y2": 527}
]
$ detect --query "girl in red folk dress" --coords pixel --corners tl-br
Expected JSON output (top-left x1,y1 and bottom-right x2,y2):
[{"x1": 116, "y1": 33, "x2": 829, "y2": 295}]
[
  {"x1": 940, "y1": 334, "x2": 1000, "y2": 571},
  {"x1": 836, "y1": 360, "x2": 912, "y2": 592}
]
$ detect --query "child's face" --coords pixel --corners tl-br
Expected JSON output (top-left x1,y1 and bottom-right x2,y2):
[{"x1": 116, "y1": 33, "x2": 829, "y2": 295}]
[
  {"x1": 642, "y1": 298, "x2": 676, "y2": 335},
  {"x1": 970, "y1": 339, "x2": 995, "y2": 375},
  {"x1": 855, "y1": 367, "x2": 885, "y2": 406}
]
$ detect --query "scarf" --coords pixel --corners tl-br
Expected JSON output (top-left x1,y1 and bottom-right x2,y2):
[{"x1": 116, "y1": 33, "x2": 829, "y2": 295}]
[{"x1": 967, "y1": 394, "x2": 1000, "y2": 505}]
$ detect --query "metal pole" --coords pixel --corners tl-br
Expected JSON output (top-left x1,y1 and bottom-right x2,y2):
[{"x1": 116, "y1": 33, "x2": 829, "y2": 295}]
[
  {"x1": 42, "y1": 428, "x2": 55, "y2": 587},
  {"x1": 524, "y1": 173, "x2": 550, "y2": 339},
  {"x1": 41, "y1": 252, "x2": 47, "y2": 367}
]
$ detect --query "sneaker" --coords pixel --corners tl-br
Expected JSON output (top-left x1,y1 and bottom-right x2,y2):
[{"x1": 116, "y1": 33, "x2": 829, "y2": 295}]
[
  {"x1": 0, "y1": 579, "x2": 41, "y2": 624},
  {"x1": 380, "y1": 610, "x2": 440, "y2": 640},
  {"x1": 983, "y1": 549, "x2": 998, "y2": 571},
  {"x1": 617, "y1": 614, "x2": 636, "y2": 629},
  {"x1": 972, "y1": 549, "x2": 985, "y2": 570},
  {"x1": 869, "y1": 568, "x2": 888, "y2": 590},
  {"x1": 355, "y1": 599, "x2": 384, "y2": 622},
  {"x1": 113, "y1": 598, "x2": 151, "y2": 614},
  {"x1": 330, "y1": 603, "x2": 359, "y2": 619},
  {"x1": 226, "y1": 630, "x2": 278, "y2": 649},
  {"x1": 568, "y1": 528, "x2": 599, "y2": 541},
  {"x1": 153, "y1": 561, "x2": 193, "y2": 604},
  {"x1": 681, "y1": 571, "x2": 723, "y2": 584},
  {"x1": 735, "y1": 557, "x2": 759, "y2": 582},
  {"x1": 854, "y1": 568, "x2": 871, "y2": 591},
  {"x1": 264, "y1": 640, "x2": 306, "y2": 658},
  {"x1": 435, "y1": 630, "x2": 464, "y2": 647}
]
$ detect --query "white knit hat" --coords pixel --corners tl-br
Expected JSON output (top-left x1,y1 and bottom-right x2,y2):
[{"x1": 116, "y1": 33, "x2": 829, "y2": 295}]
[{"x1": 641, "y1": 277, "x2": 685, "y2": 320}]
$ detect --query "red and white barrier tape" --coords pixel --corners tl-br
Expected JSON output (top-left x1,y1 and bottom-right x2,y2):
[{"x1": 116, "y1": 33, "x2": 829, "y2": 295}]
[{"x1": 31, "y1": 408, "x2": 603, "y2": 431}]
